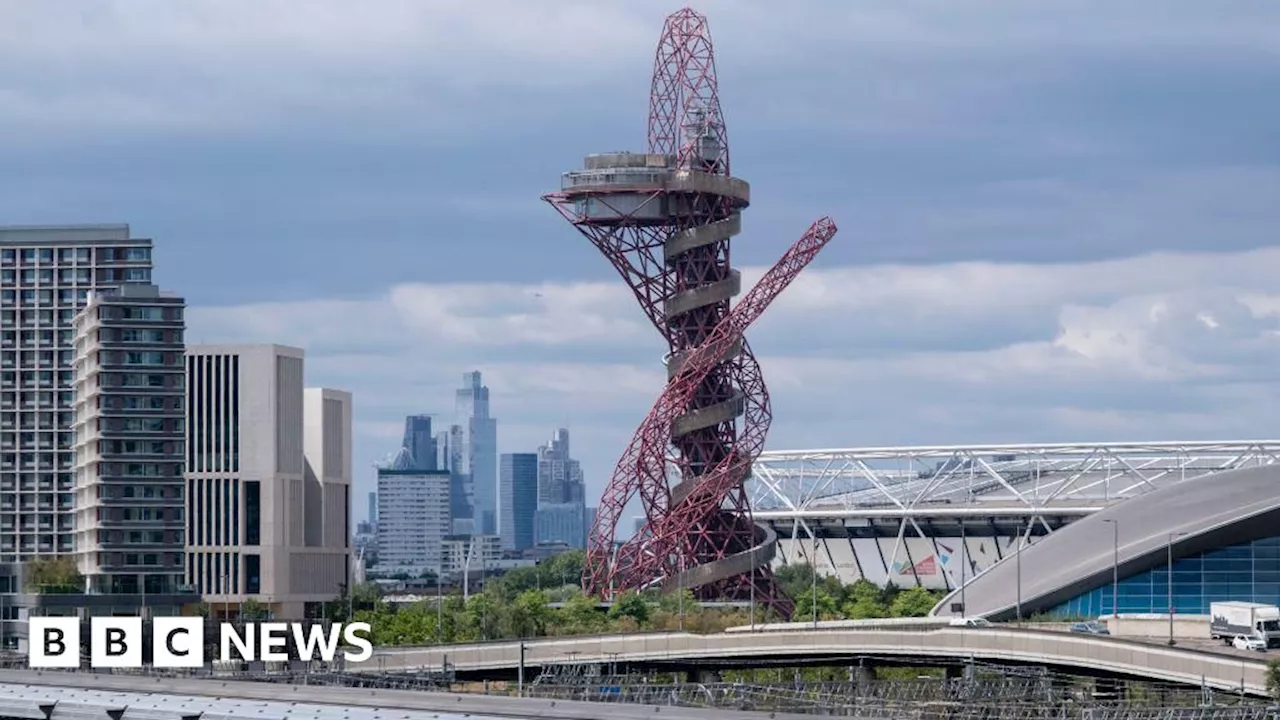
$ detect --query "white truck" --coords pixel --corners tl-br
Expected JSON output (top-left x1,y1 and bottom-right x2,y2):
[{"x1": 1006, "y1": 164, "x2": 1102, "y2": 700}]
[{"x1": 1210, "y1": 601, "x2": 1280, "y2": 648}]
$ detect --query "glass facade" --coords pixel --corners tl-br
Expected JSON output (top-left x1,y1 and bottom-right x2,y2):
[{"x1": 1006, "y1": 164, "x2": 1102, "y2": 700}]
[{"x1": 1051, "y1": 536, "x2": 1280, "y2": 617}]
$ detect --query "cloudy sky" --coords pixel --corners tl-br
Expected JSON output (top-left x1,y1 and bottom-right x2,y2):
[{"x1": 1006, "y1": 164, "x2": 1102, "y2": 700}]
[{"x1": 4, "y1": 0, "x2": 1280, "y2": 520}]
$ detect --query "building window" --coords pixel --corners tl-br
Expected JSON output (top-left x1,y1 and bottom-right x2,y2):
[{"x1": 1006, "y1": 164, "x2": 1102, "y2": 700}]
[
  {"x1": 245, "y1": 481, "x2": 260, "y2": 546},
  {"x1": 245, "y1": 554, "x2": 260, "y2": 594}
]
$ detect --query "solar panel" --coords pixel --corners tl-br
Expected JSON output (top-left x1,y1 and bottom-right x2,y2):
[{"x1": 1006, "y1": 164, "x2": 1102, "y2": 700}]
[{"x1": 0, "y1": 684, "x2": 512, "y2": 720}]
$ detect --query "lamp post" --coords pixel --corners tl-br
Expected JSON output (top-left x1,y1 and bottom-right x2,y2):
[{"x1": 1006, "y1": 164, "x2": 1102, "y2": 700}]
[
  {"x1": 1167, "y1": 532, "x2": 1187, "y2": 646},
  {"x1": 811, "y1": 530, "x2": 819, "y2": 629},
  {"x1": 960, "y1": 522, "x2": 967, "y2": 619},
  {"x1": 1102, "y1": 519, "x2": 1119, "y2": 620},
  {"x1": 518, "y1": 642, "x2": 527, "y2": 697},
  {"x1": 1015, "y1": 522, "x2": 1023, "y2": 624}
]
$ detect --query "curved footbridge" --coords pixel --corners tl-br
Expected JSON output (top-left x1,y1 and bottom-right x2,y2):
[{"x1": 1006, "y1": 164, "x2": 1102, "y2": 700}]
[{"x1": 368, "y1": 626, "x2": 1271, "y2": 697}]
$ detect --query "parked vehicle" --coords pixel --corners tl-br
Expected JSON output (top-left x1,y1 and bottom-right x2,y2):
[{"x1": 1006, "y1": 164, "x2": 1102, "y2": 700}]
[
  {"x1": 1069, "y1": 621, "x2": 1110, "y2": 635},
  {"x1": 1232, "y1": 634, "x2": 1266, "y2": 652},
  {"x1": 1210, "y1": 601, "x2": 1280, "y2": 647}
]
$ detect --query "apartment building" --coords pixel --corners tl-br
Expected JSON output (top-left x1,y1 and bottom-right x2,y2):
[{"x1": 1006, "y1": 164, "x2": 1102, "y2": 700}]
[
  {"x1": 375, "y1": 468, "x2": 450, "y2": 577},
  {"x1": 0, "y1": 224, "x2": 156, "y2": 562},
  {"x1": 71, "y1": 285, "x2": 188, "y2": 598}
]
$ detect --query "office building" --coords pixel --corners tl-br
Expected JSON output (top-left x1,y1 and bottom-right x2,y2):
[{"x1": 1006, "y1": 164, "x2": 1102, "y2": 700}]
[
  {"x1": 184, "y1": 344, "x2": 351, "y2": 619},
  {"x1": 367, "y1": 491, "x2": 376, "y2": 527},
  {"x1": 438, "y1": 424, "x2": 472, "y2": 533},
  {"x1": 0, "y1": 224, "x2": 156, "y2": 563},
  {"x1": 71, "y1": 285, "x2": 188, "y2": 598},
  {"x1": 400, "y1": 415, "x2": 437, "y2": 471},
  {"x1": 537, "y1": 428, "x2": 584, "y2": 505},
  {"x1": 535, "y1": 503, "x2": 586, "y2": 550},
  {"x1": 455, "y1": 372, "x2": 497, "y2": 535},
  {"x1": 533, "y1": 429, "x2": 586, "y2": 549},
  {"x1": 499, "y1": 453, "x2": 537, "y2": 552},
  {"x1": 375, "y1": 468, "x2": 450, "y2": 576}
]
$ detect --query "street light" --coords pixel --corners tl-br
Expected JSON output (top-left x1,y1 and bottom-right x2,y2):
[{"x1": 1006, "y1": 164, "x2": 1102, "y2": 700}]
[
  {"x1": 1167, "y1": 532, "x2": 1188, "y2": 646},
  {"x1": 959, "y1": 522, "x2": 967, "y2": 619},
  {"x1": 811, "y1": 530, "x2": 819, "y2": 629},
  {"x1": 518, "y1": 642, "x2": 527, "y2": 697},
  {"x1": 1015, "y1": 521, "x2": 1023, "y2": 624},
  {"x1": 1102, "y1": 519, "x2": 1119, "y2": 620}
]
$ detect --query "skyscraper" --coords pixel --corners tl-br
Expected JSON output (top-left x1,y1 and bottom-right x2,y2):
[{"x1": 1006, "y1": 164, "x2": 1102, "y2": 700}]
[
  {"x1": 399, "y1": 414, "x2": 436, "y2": 471},
  {"x1": 534, "y1": 428, "x2": 587, "y2": 549},
  {"x1": 537, "y1": 428, "x2": 584, "y2": 505},
  {"x1": 455, "y1": 372, "x2": 497, "y2": 535},
  {"x1": 367, "y1": 491, "x2": 377, "y2": 527},
  {"x1": 0, "y1": 224, "x2": 157, "y2": 562},
  {"x1": 499, "y1": 453, "x2": 538, "y2": 552}
]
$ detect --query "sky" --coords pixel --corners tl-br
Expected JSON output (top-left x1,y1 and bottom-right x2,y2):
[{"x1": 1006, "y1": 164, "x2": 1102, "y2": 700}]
[{"x1": 3, "y1": 0, "x2": 1280, "y2": 522}]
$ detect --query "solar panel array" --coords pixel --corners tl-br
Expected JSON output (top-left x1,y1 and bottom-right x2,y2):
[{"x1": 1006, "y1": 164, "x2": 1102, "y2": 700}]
[{"x1": 0, "y1": 683, "x2": 507, "y2": 720}]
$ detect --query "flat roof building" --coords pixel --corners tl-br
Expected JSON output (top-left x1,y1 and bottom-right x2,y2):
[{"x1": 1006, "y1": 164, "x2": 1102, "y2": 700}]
[
  {"x1": 185, "y1": 344, "x2": 351, "y2": 619},
  {"x1": 0, "y1": 224, "x2": 156, "y2": 563},
  {"x1": 71, "y1": 285, "x2": 188, "y2": 598}
]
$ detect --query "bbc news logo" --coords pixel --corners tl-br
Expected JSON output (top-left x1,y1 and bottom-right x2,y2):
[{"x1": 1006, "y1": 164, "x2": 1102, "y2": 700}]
[{"x1": 28, "y1": 617, "x2": 374, "y2": 668}]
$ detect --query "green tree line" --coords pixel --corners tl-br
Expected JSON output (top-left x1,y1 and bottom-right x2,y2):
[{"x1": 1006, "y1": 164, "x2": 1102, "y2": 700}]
[{"x1": 333, "y1": 553, "x2": 946, "y2": 647}]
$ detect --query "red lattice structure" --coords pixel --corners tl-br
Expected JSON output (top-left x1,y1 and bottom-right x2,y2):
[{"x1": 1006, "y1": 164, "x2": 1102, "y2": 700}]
[{"x1": 544, "y1": 7, "x2": 837, "y2": 618}]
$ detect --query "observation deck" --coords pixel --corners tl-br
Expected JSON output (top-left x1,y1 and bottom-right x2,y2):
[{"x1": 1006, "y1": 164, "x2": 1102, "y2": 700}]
[{"x1": 559, "y1": 152, "x2": 750, "y2": 225}]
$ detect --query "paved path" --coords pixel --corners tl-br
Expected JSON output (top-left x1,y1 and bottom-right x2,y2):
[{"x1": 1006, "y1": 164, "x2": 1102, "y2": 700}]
[{"x1": 369, "y1": 627, "x2": 1270, "y2": 696}]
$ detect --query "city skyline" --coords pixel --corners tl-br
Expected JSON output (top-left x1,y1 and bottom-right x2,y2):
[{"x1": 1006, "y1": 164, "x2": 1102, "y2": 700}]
[{"x1": 5, "y1": 1, "x2": 1280, "y2": 523}]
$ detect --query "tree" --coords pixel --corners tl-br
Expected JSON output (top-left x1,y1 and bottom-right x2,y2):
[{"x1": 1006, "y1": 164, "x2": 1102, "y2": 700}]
[
  {"x1": 793, "y1": 587, "x2": 840, "y2": 622},
  {"x1": 460, "y1": 593, "x2": 500, "y2": 641},
  {"x1": 554, "y1": 593, "x2": 607, "y2": 635},
  {"x1": 541, "y1": 551, "x2": 585, "y2": 589},
  {"x1": 25, "y1": 557, "x2": 82, "y2": 594},
  {"x1": 889, "y1": 586, "x2": 938, "y2": 618},
  {"x1": 240, "y1": 598, "x2": 268, "y2": 620},
  {"x1": 505, "y1": 590, "x2": 552, "y2": 638},
  {"x1": 1267, "y1": 658, "x2": 1280, "y2": 700},
  {"x1": 608, "y1": 590, "x2": 651, "y2": 627},
  {"x1": 840, "y1": 579, "x2": 888, "y2": 618}
]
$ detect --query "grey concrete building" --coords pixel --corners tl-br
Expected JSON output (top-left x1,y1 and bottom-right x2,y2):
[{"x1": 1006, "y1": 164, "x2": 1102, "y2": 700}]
[
  {"x1": 184, "y1": 344, "x2": 350, "y2": 619},
  {"x1": 0, "y1": 224, "x2": 157, "y2": 562},
  {"x1": 71, "y1": 285, "x2": 188, "y2": 597}
]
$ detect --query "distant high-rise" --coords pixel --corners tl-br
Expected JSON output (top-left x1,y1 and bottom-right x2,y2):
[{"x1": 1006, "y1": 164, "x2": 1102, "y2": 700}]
[
  {"x1": 0, "y1": 224, "x2": 157, "y2": 563},
  {"x1": 455, "y1": 372, "x2": 497, "y2": 535},
  {"x1": 400, "y1": 414, "x2": 437, "y2": 471},
  {"x1": 537, "y1": 428, "x2": 584, "y2": 505},
  {"x1": 499, "y1": 453, "x2": 538, "y2": 552},
  {"x1": 367, "y1": 491, "x2": 377, "y2": 527},
  {"x1": 376, "y1": 468, "x2": 450, "y2": 575},
  {"x1": 535, "y1": 503, "x2": 586, "y2": 549}
]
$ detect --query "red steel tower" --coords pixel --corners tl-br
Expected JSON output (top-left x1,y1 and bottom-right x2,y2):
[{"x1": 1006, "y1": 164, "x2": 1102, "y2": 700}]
[{"x1": 544, "y1": 7, "x2": 836, "y2": 618}]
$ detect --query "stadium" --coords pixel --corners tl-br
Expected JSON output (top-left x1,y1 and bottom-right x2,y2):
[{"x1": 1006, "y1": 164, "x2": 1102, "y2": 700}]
[{"x1": 748, "y1": 440, "x2": 1280, "y2": 619}]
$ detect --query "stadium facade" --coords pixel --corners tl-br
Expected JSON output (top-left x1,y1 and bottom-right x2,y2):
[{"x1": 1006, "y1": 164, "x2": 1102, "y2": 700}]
[{"x1": 749, "y1": 441, "x2": 1280, "y2": 617}]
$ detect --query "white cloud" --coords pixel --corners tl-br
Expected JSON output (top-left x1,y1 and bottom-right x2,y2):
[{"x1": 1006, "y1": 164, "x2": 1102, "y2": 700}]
[{"x1": 187, "y1": 245, "x2": 1280, "y2": 502}]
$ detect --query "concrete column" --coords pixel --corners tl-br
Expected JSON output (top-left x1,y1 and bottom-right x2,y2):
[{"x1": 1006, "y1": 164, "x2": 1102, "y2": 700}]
[{"x1": 853, "y1": 661, "x2": 876, "y2": 685}]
